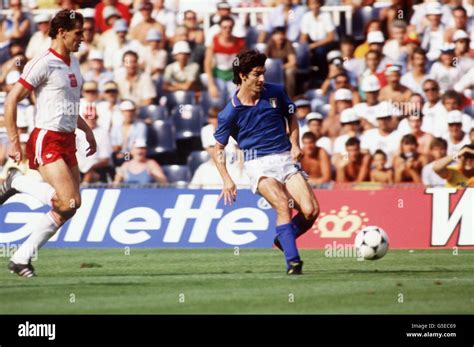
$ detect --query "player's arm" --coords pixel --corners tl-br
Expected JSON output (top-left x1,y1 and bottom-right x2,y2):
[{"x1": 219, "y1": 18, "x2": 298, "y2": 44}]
[
  {"x1": 77, "y1": 116, "x2": 97, "y2": 157},
  {"x1": 213, "y1": 142, "x2": 236, "y2": 205},
  {"x1": 288, "y1": 113, "x2": 303, "y2": 161},
  {"x1": 5, "y1": 82, "x2": 31, "y2": 164}
]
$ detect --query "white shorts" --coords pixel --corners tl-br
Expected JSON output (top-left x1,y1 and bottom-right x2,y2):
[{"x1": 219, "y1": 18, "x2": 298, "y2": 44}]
[{"x1": 244, "y1": 151, "x2": 305, "y2": 194}]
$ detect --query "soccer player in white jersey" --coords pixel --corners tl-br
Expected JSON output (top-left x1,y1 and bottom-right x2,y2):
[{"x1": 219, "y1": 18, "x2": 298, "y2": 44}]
[{"x1": 1, "y1": 10, "x2": 97, "y2": 277}]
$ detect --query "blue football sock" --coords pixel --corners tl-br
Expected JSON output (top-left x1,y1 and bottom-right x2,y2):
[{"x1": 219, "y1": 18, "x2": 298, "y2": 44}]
[
  {"x1": 276, "y1": 223, "x2": 300, "y2": 268},
  {"x1": 291, "y1": 213, "x2": 312, "y2": 238}
]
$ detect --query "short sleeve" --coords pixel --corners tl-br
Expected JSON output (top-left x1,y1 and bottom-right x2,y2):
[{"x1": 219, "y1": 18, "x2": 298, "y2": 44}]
[
  {"x1": 276, "y1": 84, "x2": 296, "y2": 119},
  {"x1": 186, "y1": 63, "x2": 200, "y2": 82},
  {"x1": 19, "y1": 57, "x2": 49, "y2": 90},
  {"x1": 300, "y1": 12, "x2": 310, "y2": 35},
  {"x1": 323, "y1": 13, "x2": 335, "y2": 33},
  {"x1": 214, "y1": 108, "x2": 235, "y2": 146}
]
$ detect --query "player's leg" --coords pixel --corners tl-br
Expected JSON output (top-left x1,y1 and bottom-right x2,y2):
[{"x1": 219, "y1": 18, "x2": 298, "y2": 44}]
[
  {"x1": 10, "y1": 160, "x2": 81, "y2": 270},
  {"x1": 285, "y1": 172, "x2": 320, "y2": 238},
  {"x1": 257, "y1": 177, "x2": 303, "y2": 274}
]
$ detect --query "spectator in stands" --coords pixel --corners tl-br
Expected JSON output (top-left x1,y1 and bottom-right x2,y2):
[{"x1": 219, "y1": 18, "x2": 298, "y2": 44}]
[
  {"x1": 400, "y1": 47, "x2": 429, "y2": 95},
  {"x1": 163, "y1": 41, "x2": 200, "y2": 92},
  {"x1": 96, "y1": 81, "x2": 122, "y2": 132},
  {"x1": 321, "y1": 56, "x2": 359, "y2": 103},
  {"x1": 25, "y1": 14, "x2": 50, "y2": 60},
  {"x1": 452, "y1": 30, "x2": 474, "y2": 77},
  {"x1": 114, "y1": 139, "x2": 168, "y2": 185},
  {"x1": 333, "y1": 107, "x2": 362, "y2": 165},
  {"x1": 300, "y1": 0, "x2": 337, "y2": 82},
  {"x1": 1, "y1": 0, "x2": 31, "y2": 46},
  {"x1": 421, "y1": 2, "x2": 446, "y2": 62},
  {"x1": 182, "y1": 10, "x2": 204, "y2": 46},
  {"x1": 354, "y1": 19, "x2": 383, "y2": 59},
  {"x1": 360, "y1": 50, "x2": 385, "y2": 95},
  {"x1": 323, "y1": 88, "x2": 353, "y2": 138},
  {"x1": 429, "y1": 44, "x2": 463, "y2": 93},
  {"x1": 339, "y1": 36, "x2": 364, "y2": 77},
  {"x1": 115, "y1": 50, "x2": 157, "y2": 106},
  {"x1": 336, "y1": 137, "x2": 371, "y2": 183},
  {"x1": 98, "y1": 7, "x2": 123, "y2": 50},
  {"x1": 422, "y1": 137, "x2": 448, "y2": 187},
  {"x1": 396, "y1": 31, "x2": 421, "y2": 74},
  {"x1": 205, "y1": 16, "x2": 245, "y2": 103},
  {"x1": 76, "y1": 111, "x2": 113, "y2": 183},
  {"x1": 206, "y1": 1, "x2": 245, "y2": 47},
  {"x1": 403, "y1": 112, "x2": 434, "y2": 156},
  {"x1": 130, "y1": 0, "x2": 176, "y2": 39},
  {"x1": 142, "y1": 29, "x2": 167, "y2": 85},
  {"x1": 383, "y1": 20, "x2": 407, "y2": 62},
  {"x1": 436, "y1": 90, "x2": 472, "y2": 137},
  {"x1": 370, "y1": 149, "x2": 394, "y2": 184},
  {"x1": 379, "y1": 65, "x2": 411, "y2": 103},
  {"x1": 365, "y1": 31, "x2": 392, "y2": 71},
  {"x1": 444, "y1": 6, "x2": 471, "y2": 43},
  {"x1": 393, "y1": 134, "x2": 428, "y2": 183},
  {"x1": 130, "y1": 1, "x2": 165, "y2": 46},
  {"x1": 265, "y1": 27, "x2": 297, "y2": 98},
  {"x1": 95, "y1": 0, "x2": 131, "y2": 33},
  {"x1": 295, "y1": 98, "x2": 311, "y2": 128},
  {"x1": 420, "y1": 79, "x2": 442, "y2": 135},
  {"x1": 300, "y1": 132, "x2": 331, "y2": 185},
  {"x1": 299, "y1": 112, "x2": 333, "y2": 156},
  {"x1": 83, "y1": 50, "x2": 114, "y2": 91},
  {"x1": 0, "y1": 51, "x2": 26, "y2": 90},
  {"x1": 76, "y1": 17, "x2": 100, "y2": 72},
  {"x1": 79, "y1": 81, "x2": 100, "y2": 121},
  {"x1": 361, "y1": 105, "x2": 402, "y2": 166},
  {"x1": 111, "y1": 100, "x2": 147, "y2": 164},
  {"x1": 354, "y1": 74, "x2": 381, "y2": 129},
  {"x1": 445, "y1": 110, "x2": 470, "y2": 156},
  {"x1": 433, "y1": 144, "x2": 474, "y2": 188},
  {"x1": 258, "y1": 0, "x2": 306, "y2": 43}
]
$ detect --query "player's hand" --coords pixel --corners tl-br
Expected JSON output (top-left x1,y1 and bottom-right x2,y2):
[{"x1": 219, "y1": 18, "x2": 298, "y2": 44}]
[
  {"x1": 219, "y1": 179, "x2": 237, "y2": 206},
  {"x1": 85, "y1": 131, "x2": 97, "y2": 157},
  {"x1": 8, "y1": 142, "x2": 22, "y2": 164},
  {"x1": 291, "y1": 145, "x2": 303, "y2": 161}
]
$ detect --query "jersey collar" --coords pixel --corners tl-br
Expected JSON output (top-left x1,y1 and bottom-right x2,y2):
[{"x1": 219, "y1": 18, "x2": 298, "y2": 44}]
[{"x1": 49, "y1": 48, "x2": 71, "y2": 66}]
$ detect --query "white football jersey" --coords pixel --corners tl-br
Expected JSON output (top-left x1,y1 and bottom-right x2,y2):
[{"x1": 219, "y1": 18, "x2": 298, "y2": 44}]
[{"x1": 19, "y1": 48, "x2": 83, "y2": 133}]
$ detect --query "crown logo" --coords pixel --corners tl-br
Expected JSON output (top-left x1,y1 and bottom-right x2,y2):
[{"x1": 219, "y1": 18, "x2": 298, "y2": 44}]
[{"x1": 313, "y1": 206, "x2": 369, "y2": 238}]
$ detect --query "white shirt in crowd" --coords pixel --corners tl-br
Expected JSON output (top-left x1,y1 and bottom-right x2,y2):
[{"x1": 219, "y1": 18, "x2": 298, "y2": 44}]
[
  {"x1": 353, "y1": 102, "x2": 381, "y2": 127},
  {"x1": 25, "y1": 32, "x2": 51, "y2": 60},
  {"x1": 428, "y1": 62, "x2": 463, "y2": 93},
  {"x1": 189, "y1": 160, "x2": 250, "y2": 189},
  {"x1": 75, "y1": 125, "x2": 112, "y2": 174},
  {"x1": 400, "y1": 72, "x2": 429, "y2": 96},
  {"x1": 96, "y1": 101, "x2": 123, "y2": 131},
  {"x1": 361, "y1": 128, "x2": 402, "y2": 167},
  {"x1": 444, "y1": 133, "x2": 470, "y2": 156},
  {"x1": 422, "y1": 162, "x2": 447, "y2": 187},
  {"x1": 300, "y1": 11, "x2": 335, "y2": 42}
]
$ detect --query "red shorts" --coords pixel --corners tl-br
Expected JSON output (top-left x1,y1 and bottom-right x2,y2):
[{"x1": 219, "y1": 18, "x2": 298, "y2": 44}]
[{"x1": 26, "y1": 128, "x2": 77, "y2": 170}]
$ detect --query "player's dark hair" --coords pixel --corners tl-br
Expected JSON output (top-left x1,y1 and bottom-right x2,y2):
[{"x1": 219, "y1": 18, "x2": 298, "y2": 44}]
[
  {"x1": 122, "y1": 50, "x2": 139, "y2": 62},
  {"x1": 345, "y1": 137, "x2": 360, "y2": 148},
  {"x1": 401, "y1": 134, "x2": 418, "y2": 146},
  {"x1": 219, "y1": 15, "x2": 234, "y2": 26},
  {"x1": 429, "y1": 137, "x2": 448, "y2": 150},
  {"x1": 374, "y1": 149, "x2": 387, "y2": 159},
  {"x1": 233, "y1": 49, "x2": 267, "y2": 85},
  {"x1": 302, "y1": 131, "x2": 317, "y2": 142},
  {"x1": 49, "y1": 9, "x2": 84, "y2": 39},
  {"x1": 442, "y1": 90, "x2": 462, "y2": 105}
]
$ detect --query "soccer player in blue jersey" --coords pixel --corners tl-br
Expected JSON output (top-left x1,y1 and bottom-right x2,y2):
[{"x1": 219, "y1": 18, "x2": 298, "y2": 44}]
[{"x1": 213, "y1": 49, "x2": 320, "y2": 275}]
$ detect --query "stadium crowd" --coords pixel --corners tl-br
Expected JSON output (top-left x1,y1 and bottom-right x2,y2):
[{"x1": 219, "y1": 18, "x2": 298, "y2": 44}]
[{"x1": 0, "y1": 0, "x2": 473, "y2": 188}]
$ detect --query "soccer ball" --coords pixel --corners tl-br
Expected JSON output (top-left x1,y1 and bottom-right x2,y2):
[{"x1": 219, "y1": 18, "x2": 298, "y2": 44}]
[{"x1": 354, "y1": 226, "x2": 389, "y2": 260}]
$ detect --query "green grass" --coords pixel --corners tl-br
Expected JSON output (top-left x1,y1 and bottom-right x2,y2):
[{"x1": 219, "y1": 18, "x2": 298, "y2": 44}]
[{"x1": 0, "y1": 249, "x2": 473, "y2": 314}]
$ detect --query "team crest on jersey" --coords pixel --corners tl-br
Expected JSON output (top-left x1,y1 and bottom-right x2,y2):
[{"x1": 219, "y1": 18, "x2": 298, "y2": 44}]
[
  {"x1": 269, "y1": 98, "x2": 278, "y2": 108},
  {"x1": 68, "y1": 73, "x2": 78, "y2": 87}
]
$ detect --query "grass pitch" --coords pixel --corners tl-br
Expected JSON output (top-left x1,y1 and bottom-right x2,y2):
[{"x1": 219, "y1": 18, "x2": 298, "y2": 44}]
[{"x1": 0, "y1": 248, "x2": 473, "y2": 314}]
